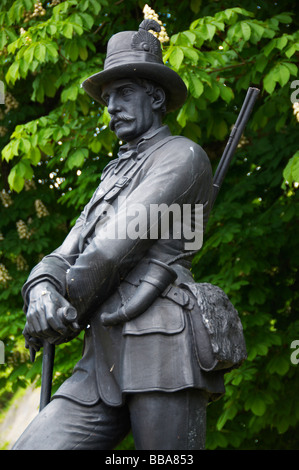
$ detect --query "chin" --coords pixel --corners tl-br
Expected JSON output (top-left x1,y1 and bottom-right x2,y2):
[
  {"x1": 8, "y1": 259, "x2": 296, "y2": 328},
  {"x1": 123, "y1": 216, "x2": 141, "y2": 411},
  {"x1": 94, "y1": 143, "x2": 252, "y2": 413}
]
[
  {"x1": 114, "y1": 126, "x2": 133, "y2": 141},
  {"x1": 116, "y1": 130, "x2": 138, "y2": 142}
]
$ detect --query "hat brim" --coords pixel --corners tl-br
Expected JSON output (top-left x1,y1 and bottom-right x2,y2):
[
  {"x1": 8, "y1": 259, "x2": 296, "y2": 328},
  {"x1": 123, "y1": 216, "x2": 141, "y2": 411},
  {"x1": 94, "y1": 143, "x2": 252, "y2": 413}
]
[{"x1": 81, "y1": 63, "x2": 187, "y2": 112}]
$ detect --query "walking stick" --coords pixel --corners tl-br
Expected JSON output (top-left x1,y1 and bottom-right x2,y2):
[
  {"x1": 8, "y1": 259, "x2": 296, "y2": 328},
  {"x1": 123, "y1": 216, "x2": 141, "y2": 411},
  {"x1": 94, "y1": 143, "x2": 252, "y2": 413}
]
[{"x1": 39, "y1": 341, "x2": 55, "y2": 411}]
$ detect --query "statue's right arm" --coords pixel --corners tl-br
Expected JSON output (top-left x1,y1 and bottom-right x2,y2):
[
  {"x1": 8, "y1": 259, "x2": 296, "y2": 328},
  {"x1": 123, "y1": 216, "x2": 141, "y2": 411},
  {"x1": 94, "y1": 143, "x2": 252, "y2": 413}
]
[
  {"x1": 22, "y1": 206, "x2": 88, "y2": 308},
  {"x1": 22, "y1": 205, "x2": 89, "y2": 344}
]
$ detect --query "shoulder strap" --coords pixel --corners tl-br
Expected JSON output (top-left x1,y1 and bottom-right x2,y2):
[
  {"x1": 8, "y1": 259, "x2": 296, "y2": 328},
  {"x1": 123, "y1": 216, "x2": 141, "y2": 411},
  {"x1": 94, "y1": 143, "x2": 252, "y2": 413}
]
[{"x1": 78, "y1": 135, "x2": 181, "y2": 250}]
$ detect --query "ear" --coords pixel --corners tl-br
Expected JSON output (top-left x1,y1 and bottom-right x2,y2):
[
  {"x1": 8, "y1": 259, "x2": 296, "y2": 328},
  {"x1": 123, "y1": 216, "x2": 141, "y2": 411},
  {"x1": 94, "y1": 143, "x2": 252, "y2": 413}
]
[{"x1": 151, "y1": 87, "x2": 166, "y2": 112}]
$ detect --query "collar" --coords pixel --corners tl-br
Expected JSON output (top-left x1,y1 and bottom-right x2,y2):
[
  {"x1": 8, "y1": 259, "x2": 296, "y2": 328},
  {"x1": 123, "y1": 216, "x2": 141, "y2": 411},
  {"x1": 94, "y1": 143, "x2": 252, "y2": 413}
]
[
  {"x1": 118, "y1": 125, "x2": 172, "y2": 159},
  {"x1": 101, "y1": 126, "x2": 172, "y2": 178}
]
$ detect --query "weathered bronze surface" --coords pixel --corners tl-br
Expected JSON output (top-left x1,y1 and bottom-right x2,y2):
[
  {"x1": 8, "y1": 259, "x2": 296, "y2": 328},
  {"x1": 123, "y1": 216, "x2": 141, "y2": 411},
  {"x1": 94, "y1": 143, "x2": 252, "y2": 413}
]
[{"x1": 13, "y1": 20, "x2": 247, "y2": 451}]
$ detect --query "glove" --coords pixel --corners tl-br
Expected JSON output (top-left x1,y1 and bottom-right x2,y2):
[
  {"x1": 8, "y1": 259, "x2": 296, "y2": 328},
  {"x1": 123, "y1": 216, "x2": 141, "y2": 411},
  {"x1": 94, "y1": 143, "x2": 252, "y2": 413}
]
[{"x1": 23, "y1": 281, "x2": 80, "y2": 351}]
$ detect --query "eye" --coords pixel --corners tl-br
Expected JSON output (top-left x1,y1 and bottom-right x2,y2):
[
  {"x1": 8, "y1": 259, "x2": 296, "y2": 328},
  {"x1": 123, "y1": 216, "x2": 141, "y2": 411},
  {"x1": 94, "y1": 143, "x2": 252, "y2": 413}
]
[
  {"x1": 102, "y1": 93, "x2": 110, "y2": 104},
  {"x1": 120, "y1": 87, "x2": 133, "y2": 97}
]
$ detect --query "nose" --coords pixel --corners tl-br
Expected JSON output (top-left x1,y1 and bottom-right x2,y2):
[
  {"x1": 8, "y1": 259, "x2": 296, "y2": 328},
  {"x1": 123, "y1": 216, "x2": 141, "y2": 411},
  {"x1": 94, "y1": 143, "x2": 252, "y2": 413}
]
[{"x1": 107, "y1": 93, "x2": 121, "y2": 115}]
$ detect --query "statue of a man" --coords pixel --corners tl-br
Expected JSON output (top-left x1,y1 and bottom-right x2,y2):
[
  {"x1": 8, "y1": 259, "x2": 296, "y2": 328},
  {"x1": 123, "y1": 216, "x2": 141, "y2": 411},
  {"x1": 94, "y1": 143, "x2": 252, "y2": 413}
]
[{"x1": 13, "y1": 20, "x2": 246, "y2": 450}]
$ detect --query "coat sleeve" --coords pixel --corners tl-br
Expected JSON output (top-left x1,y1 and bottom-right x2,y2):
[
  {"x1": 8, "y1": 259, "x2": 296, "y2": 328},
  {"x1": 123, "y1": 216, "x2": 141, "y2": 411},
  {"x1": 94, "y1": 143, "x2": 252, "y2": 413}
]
[
  {"x1": 65, "y1": 139, "x2": 213, "y2": 318},
  {"x1": 21, "y1": 202, "x2": 89, "y2": 309}
]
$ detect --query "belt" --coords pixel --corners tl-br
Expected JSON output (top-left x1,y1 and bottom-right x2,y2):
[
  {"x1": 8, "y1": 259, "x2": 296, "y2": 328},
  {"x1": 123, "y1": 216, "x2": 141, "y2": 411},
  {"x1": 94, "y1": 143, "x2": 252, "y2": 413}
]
[{"x1": 161, "y1": 284, "x2": 194, "y2": 310}]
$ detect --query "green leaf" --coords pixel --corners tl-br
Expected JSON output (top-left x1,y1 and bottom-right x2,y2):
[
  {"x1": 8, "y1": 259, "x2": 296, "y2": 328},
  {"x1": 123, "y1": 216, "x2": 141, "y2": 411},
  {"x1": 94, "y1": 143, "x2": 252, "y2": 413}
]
[
  {"x1": 255, "y1": 54, "x2": 267, "y2": 73},
  {"x1": 79, "y1": 46, "x2": 88, "y2": 61},
  {"x1": 217, "y1": 403, "x2": 238, "y2": 430},
  {"x1": 213, "y1": 119, "x2": 228, "y2": 140},
  {"x1": 256, "y1": 343, "x2": 268, "y2": 356},
  {"x1": 230, "y1": 7, "x2": 254, "y2": 17},
  {"x1": 32, "y1": 77, "x2": 45, "y2": 103},
  {"x1": 89, "y1": 0, "x2": 102, "y2": 15},
  {"x1": 227, "y1": 22, "x2": 242, "y2": 42},
  {"x1": 190, "y1": 0, "x2": 202, "y2": 14},
  {"x1": 285, "y1": 44, "x2": 296, "y2": 58},
  {"x1": 34, "y1": 43, "x2": 46, "y2": 62},
  {"x1": 19, "y1": 138, "x2": 31, "y2": 154},
  {"x1": 45, "y1": 42, "x2": 58, "y2": 60},
  {"x1": 2, "y1": 141, "x2": 18, "y2": 162},
  {"x1": 27, "y1": 147, "x2": 41, "y2": 166},
  {"x1": 44, "y1": 76, "x2": 57, "y2": 98},
  {"x1": 89, "y1": 139, "x2": 102, "y2": 153},
  {"x1": 7, "y1": 167, "x2": 25, "y2": 193},
  {"x1": 251, "y1": 396, "x2": 266, "y2": 416},
  {"x1": 181, "y1": 46, "x2": 199, "y2": 63},
  {"x1": 80, "y1": 12, "x2": 95, "y2": 30},
  {"x1": 263, "y1": 71, "x2": 276, "y2": 94},
  {"x1": 205, "y1": 23, "x2": 216, "y2": 41},
  {"x1": 0, "y1": 29, "x2": 7, "y2": 49},
  {"x1": 282, "y1": 61, "x2": 297, "y2": 76},
  {"x1": 6, "y1": 61, "x2": 20, "y2": 85},
  {"x1": 249, "y1": 22, "x2": 265, "y2": 42},
  {"x1": 188, "y1": 73, "x2": 204, "y2": 98},
  {"x1": 275, "y1": 63, "x2": 290, "y2": 87},
  {"x1": 8, "y1": 0, "x2": 25, "y2": 23},
  {"x1": 205, "y1": 81, "x2": 220, "y2": 102},
  {"x1": 67, "y1": 148, "x2": 89, "y2": 169},
  {"x1": 268, "y1": 356, "x2": 290, "y2": 376},
  {"x1": 24, "y1": 44, "x2": 35, "y2": 63},
  {"x1": 72, "y1": 22, "x2": 84, "y2": 36},
  {"x1": 170, "y1": 33, "x2": 179, "y2": 45},
  {"x1": 169, "y1": 47, "x2": 184, "y2": 70},
  {"x1": 62, "y1": 23, "x2": 73, "y2": 39},
  {"x1": 65, "y1": 41, "x2": 79, "y2": 61},
  {"x1": 176, "y1": 99, "x2": 197, "y2": 128},
  {"x1": 61, "y1": 85, "x2": 79, "y2": 102},
  {"x1": 38, "y1": 127, "x2": 54, "y2": 146},
  {"x1": 182, "y1": 31, "x2": 196, "y2": 45},
  {"x1": 276, "y1": 36, "x2": 288, "y2": 50},
  {"x1": 219, "y1": 83, "x2": 234, "y2": 103},
  {"x1": 8, "y1": 161, "x2": 33, "y2": 192},
  {"x1": 274, "y1": 13, "x2": 293, "y2": 24},
  {"x1": 240, "y1": 21, "x2": 251, "y2": 41},
  {"x1": 264, "y1": 39, "x2": 276, "y2": 57},
  {"x1": 176, "y1": 103, "x2": 188, "y2": 128},
  {"x1": 248, "y1": 286, "x2": 266, "y2": 305},
  {"x1": 47, "y1": 24, "x2": 57, "y2": 36},
  {"x1": 277, "y1": 417, "x2": 290, "y2": 434},
  {"x1": 60, "y1": 141, "x2": 71, "y2": 159},
  {"x1": 282, "y1": 151, "x2": 299, "y2": 187}
]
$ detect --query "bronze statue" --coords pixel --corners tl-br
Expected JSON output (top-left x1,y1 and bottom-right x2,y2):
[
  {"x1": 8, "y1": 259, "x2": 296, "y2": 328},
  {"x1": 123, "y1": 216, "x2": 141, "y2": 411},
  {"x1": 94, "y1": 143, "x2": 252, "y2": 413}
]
[{"x1": 13, "y1": 20, "x2": 248, "y2": 450}]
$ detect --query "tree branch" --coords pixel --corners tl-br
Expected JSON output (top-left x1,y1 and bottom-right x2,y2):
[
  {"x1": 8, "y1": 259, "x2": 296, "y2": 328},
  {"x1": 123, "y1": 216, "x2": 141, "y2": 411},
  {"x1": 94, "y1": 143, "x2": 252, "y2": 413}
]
[{"x1": 206, "y1": 60, "x2": 255, "y2": 75}]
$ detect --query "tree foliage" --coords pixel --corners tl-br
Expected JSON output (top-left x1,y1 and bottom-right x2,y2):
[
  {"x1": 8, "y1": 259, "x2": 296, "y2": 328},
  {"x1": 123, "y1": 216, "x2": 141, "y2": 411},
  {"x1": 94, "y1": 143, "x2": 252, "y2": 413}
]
[{"x1": 0, "y1": 0, "x2": 298, "y2": 450}]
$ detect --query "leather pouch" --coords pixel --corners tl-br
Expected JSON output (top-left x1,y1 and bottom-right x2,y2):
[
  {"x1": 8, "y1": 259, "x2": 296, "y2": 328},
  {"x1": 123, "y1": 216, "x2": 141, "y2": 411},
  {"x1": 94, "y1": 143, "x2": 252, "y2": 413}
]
[{"x1": 123, "y1": 297, "x2": 185, "y2": 335}]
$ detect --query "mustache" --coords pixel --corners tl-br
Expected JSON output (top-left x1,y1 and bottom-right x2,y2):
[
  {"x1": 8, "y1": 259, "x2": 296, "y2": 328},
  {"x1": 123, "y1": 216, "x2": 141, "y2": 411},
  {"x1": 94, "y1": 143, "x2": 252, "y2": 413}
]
[{"x1": 109, "y1": 113, "x2": 135, "y2": 130}]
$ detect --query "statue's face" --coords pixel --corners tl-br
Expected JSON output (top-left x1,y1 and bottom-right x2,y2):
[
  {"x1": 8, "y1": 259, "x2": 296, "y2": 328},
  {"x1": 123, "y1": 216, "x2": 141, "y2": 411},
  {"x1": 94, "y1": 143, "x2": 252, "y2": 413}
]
[{"x1": 101, "y1": 79, "x2": 155, "y2": 143}]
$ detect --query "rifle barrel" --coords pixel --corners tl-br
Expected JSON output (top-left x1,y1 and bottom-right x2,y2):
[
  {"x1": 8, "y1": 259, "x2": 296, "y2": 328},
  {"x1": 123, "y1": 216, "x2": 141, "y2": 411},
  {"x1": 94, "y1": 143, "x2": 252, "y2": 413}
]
[{"x1": 212, "y1": 87, "x2": 260, "y2": 207}]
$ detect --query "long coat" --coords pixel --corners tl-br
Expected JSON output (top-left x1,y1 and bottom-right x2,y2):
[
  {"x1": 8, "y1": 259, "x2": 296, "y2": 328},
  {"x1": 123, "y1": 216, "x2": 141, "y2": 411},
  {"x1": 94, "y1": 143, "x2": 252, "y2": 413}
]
[{"x1": 23, "y1": 126, "x2": 245, "y2": 407}]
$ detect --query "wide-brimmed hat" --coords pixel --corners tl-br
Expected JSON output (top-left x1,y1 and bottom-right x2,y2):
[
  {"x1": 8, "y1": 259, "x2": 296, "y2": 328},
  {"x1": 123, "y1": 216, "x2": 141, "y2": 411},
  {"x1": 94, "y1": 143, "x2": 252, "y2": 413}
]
[{"x1": 81, "y1": 19, "x2": 187, "y2": 112}]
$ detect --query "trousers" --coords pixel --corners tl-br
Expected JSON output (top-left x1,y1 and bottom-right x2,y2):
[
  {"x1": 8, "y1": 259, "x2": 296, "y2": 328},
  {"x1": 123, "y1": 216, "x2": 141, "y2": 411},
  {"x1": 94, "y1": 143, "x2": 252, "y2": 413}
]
[{"x1": 12, "y1": 389, "x2": 208, "y2": 450}]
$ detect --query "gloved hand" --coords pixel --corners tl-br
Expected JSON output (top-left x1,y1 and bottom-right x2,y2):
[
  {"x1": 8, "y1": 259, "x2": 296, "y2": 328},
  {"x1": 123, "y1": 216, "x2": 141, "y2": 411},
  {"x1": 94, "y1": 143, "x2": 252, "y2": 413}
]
[{"x1": 23, "y1": 281, "x2": 80, "y2": 352}]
